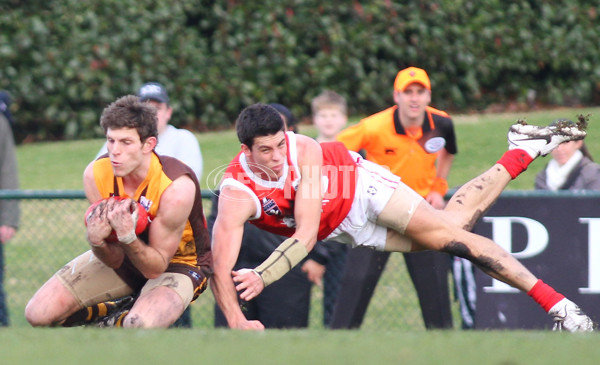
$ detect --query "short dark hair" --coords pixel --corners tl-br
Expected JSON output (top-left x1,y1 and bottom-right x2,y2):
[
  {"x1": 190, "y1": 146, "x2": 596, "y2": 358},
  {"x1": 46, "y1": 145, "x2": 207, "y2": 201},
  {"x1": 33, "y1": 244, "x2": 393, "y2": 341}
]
[
  {"x1": 100, "y1": 95, "x2": 158, "y2": 143},
  {"x1": 236, "y1": 104, "x2": 285, "y2": 148}
]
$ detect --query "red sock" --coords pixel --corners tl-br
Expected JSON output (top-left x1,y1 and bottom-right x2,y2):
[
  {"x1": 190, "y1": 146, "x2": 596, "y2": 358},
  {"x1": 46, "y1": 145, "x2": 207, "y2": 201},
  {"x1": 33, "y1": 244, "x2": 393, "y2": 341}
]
[
  {"x1": 496, "y1": 149, "x2": 534, "y2": 179},
  {"x1": 527, "y1": 279, "x2": 565, "y2": 312}
]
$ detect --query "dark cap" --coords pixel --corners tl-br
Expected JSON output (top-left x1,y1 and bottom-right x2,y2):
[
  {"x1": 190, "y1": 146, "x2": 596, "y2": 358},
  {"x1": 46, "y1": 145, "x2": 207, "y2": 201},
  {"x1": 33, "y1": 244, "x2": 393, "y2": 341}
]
[
  {"x1": 0, "y1": 91, "x2": 15, "y2": 126},
  {"x1": 268, "y1": 103, "x2": 297, "y2": 129},
  {"x1": 137, "y1": 82, "x2": 169, "y2": 104}
]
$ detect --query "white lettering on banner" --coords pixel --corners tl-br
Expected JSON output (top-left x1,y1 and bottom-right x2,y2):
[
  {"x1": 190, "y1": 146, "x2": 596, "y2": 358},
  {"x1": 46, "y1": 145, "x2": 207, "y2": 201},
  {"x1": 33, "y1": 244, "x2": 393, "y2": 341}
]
[
  {"x1": 481, "y1": 216, "x2": 549, "y2": 293},
  {"x1": 578, "y1": 218, "x2": 600, "y2": 293}
]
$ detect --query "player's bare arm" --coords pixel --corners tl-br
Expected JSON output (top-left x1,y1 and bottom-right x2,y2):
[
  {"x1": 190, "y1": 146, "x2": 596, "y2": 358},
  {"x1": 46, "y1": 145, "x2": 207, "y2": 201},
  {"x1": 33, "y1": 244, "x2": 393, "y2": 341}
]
[
  {"x1": 121, "y1": 175, "x2": 195, "y2": 279},
  {"x1": 289, "y1": 135, "x2": 323, "y2": 250},
  {"x1": 83, "y1": 161, "x2": 103, "y2": 203},
  {"x1": 234, "y1": 135, "x2": 323, "y2": 302},
  {"x1": 210, "y1": 186, "x2": 264, "y2": 330}
]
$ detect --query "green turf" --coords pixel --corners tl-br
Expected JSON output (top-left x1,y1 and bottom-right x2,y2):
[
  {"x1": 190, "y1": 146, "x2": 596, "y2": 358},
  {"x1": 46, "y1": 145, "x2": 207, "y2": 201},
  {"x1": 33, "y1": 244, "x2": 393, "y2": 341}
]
[{"x1": 1, "y1": 328, "x2": 599, "y2": 365}]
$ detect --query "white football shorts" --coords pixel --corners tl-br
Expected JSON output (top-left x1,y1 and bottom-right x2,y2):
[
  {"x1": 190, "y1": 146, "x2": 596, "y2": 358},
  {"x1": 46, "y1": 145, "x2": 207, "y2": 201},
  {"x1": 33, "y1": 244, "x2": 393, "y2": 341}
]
[{"x1": 326, "y1": 152, "x2": 421, "y2": 251}]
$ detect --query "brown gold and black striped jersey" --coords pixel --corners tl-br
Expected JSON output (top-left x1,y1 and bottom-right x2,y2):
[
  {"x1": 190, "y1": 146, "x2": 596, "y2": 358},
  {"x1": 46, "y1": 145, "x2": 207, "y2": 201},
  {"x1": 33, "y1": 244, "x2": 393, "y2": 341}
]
[{"x1": 92, "y1": 152, "x2": 211, "y2": 270}]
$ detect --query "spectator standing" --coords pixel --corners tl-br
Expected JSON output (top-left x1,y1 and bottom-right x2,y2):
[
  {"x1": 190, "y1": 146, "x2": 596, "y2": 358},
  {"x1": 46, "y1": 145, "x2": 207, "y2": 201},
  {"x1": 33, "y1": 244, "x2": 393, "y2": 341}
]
[
  {"x1": 0, "y1": 91, "x2": 19, "y2": 326},
  {"x1": 333, "y1": 67, "x2": 456, "y2": 329},
  {"x1": 310, "y1": 90, "x2": 351, "y2": 326}
]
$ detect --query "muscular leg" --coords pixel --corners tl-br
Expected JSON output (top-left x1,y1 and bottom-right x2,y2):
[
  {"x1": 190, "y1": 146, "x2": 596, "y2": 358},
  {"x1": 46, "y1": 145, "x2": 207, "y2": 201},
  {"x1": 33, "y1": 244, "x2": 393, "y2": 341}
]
[
  {"x1": 381, "y1": 163, "x2": 511, "y2": 252},
  {"x1": 378, "y1": 122, "x2": 594, "y2": 331},
  {"x1": 26, "y1": 250, "x2": 132, "y2": 326},
  {"x1": 379, "y1": 160, "x2": 593, "y2": 332},
  {"x1": 405, "y1": 202, "x2": 538, "y2": 292},
  {"x1": 443, "y1": 118, "x2": 588, "y2": 231},
  {"x1": 122, "y1": 272, "x2": 192, "y2": 328},
  {"x1": 442, "y1": 164, "x2": 512, "y2": 231},
  {"x1": 123, "y1": 286, "x2": 185, "y2": 328},
  {"x1": 377, "y1": 181, "x2": 537, "y2": 292},
  {"x1": 25, "y1": 275, "x2": 82, "y2": 326}
]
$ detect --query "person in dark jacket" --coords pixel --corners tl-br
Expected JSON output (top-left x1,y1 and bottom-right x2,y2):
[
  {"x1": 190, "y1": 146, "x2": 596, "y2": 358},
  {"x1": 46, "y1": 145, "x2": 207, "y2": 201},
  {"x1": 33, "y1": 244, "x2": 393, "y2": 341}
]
[{"x1": 0, "y1": 91, "x2": 20, "y2": 326}]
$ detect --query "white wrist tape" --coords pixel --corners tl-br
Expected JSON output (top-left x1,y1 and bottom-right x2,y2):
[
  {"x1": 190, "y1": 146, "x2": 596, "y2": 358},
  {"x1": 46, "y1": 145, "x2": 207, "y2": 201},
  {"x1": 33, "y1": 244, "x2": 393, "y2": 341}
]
[
  {"x1": 117, "y1": 230, "x2": 137, "y2": 245},
  {"x1": 118, "y1": 200, "x2": 139, "y2": 245},
  {"x1": 254, "y1": 238, "x2": 309, "y2": 287}
]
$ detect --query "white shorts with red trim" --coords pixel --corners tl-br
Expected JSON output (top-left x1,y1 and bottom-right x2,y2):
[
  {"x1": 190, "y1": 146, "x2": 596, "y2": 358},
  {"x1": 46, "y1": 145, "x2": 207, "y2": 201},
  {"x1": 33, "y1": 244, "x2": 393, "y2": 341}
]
[{"x1": 326, "y1": 153, "x2": 409, "y2": 251}]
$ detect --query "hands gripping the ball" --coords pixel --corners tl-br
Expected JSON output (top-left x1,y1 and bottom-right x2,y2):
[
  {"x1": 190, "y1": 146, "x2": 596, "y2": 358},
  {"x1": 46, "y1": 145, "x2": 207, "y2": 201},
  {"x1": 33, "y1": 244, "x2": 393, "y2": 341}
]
[
  {"x1": 85, "y1": 199, "x2": 113, "y2": 247},
  {"x1": 108, "y1": 198, "x2": 140, "y2": 244},
  {"x1": 85, "y1": 197, "x2": 148, "y2": 246}
]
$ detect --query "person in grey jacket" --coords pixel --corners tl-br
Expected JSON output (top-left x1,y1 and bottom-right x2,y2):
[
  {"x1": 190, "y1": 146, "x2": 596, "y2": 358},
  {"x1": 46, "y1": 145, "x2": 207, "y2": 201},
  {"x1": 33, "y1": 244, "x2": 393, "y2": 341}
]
[
  {"x1": 0, "y1": 91, "x2": 20, "y2": 326},
  {"x1": 535, "y1": 139, "x2": 600, "y2": 191}
]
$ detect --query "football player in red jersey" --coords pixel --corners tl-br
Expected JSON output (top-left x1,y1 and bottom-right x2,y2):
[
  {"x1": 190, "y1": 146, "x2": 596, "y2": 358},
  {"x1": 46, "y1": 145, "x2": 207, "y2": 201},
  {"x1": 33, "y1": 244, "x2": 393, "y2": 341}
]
[{"x1": 211, "y1": 103, "x2": 593, "y2": 332}]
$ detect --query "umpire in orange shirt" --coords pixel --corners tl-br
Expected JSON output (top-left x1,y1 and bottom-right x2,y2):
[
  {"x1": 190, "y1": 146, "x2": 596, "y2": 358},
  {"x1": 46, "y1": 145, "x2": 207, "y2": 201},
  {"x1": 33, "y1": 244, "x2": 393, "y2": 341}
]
[{"x1": 332, "y1": 67, "x2": 458, "y2": 329}]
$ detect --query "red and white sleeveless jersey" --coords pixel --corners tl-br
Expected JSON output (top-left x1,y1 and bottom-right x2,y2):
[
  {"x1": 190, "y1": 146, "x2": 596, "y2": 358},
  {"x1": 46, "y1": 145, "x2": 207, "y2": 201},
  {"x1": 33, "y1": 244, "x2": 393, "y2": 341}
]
[{"x1": 220, "y1": 132, "x2": 357, "y2": 240}]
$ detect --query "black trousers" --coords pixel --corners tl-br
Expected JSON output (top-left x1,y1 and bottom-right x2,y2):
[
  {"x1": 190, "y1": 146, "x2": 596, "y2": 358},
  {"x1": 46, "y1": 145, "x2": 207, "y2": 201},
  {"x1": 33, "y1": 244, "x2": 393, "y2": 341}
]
[
  {"x1": 322, "y1": 241, "x2": 348, "y2": 326},
  {"x1": 329, "y1": 248, "x2": 453, "y2": 329},
  {"x1": 214, "y1": 266, "x2": 312, "y2": 329}
]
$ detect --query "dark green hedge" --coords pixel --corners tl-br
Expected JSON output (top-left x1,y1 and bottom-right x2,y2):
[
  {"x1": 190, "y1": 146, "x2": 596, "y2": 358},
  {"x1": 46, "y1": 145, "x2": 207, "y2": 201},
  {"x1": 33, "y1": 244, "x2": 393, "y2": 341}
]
[{"x1": 1, "y1": 0, "x2": 599, "y2": 142}]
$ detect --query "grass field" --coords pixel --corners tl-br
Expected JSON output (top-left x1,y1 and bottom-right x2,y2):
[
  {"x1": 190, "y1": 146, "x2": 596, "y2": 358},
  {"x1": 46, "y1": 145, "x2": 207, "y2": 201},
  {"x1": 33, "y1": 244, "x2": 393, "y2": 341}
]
[
  {"x1": 2, "y1": 327, "x2": 600, "y2": 364},
  {"x1": 6, "y1": 107, "x2": 600, "y2": 363}
]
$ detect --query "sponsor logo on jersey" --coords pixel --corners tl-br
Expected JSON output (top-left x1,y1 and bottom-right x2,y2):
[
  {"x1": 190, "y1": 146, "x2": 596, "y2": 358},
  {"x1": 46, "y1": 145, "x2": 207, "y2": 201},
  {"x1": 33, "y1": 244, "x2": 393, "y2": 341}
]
[
  {"x1": 262, "y1": 197, "x2": 282, "y2": 216},
  {"x1": 424, "y1": 136, "x2": 446, "y2": 153},
  {"x1": 139, "y1": 196, "x2": 153, "y2": 212}
]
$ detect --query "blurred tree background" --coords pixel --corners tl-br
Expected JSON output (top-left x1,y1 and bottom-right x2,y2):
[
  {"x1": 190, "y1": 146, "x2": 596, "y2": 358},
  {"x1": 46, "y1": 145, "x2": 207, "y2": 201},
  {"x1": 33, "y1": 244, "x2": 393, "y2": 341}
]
[{"x1": 1, "y1": 0, "x2": 599, "y2": 142}]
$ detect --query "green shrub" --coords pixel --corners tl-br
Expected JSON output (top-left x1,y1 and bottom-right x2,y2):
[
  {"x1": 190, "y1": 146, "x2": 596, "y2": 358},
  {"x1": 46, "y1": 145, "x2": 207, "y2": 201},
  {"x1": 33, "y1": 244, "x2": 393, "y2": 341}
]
[{"x1": 1, "y1": 0, "x2": 599, "y2": 141}]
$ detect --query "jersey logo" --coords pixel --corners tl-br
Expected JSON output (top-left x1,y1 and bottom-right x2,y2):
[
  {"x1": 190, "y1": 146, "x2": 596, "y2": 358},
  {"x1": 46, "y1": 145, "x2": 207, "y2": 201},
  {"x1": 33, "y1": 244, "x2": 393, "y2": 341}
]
[
  {"x1": 385, "y1": 148, "x2": 396, "y2": 154},
  {"x1": 262, "y1": 197, "x2": 282, "y2": 216},
  {"x1": 424, "y1": 136, "x2": 446, "y2": 153},
  {"x1": 367, "y1": 185, "x2": 378, "y2": 195},
  {"x1": 187, "y1": 270, "x2": 201, "y2": 281},
  {"x1": 139, "y1": 196, "x2": 153, "y2": 212}
]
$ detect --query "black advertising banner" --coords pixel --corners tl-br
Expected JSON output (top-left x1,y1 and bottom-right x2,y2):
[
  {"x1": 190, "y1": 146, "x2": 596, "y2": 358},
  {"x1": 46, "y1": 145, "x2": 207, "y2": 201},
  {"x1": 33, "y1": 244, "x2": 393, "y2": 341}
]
[{"x1": 471, "y1": 191, "x2": 600, "y2": 330}]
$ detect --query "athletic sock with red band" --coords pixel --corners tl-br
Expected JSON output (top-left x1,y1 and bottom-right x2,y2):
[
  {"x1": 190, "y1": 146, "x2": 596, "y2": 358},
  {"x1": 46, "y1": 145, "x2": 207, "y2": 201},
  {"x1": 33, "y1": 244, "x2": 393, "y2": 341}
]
[
  {"x1": 527, "y1": 279, "x2": 565, "y2": 312},
  {"x1": 496, "y1": 149, "x2": 534, "y2": 179}
]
